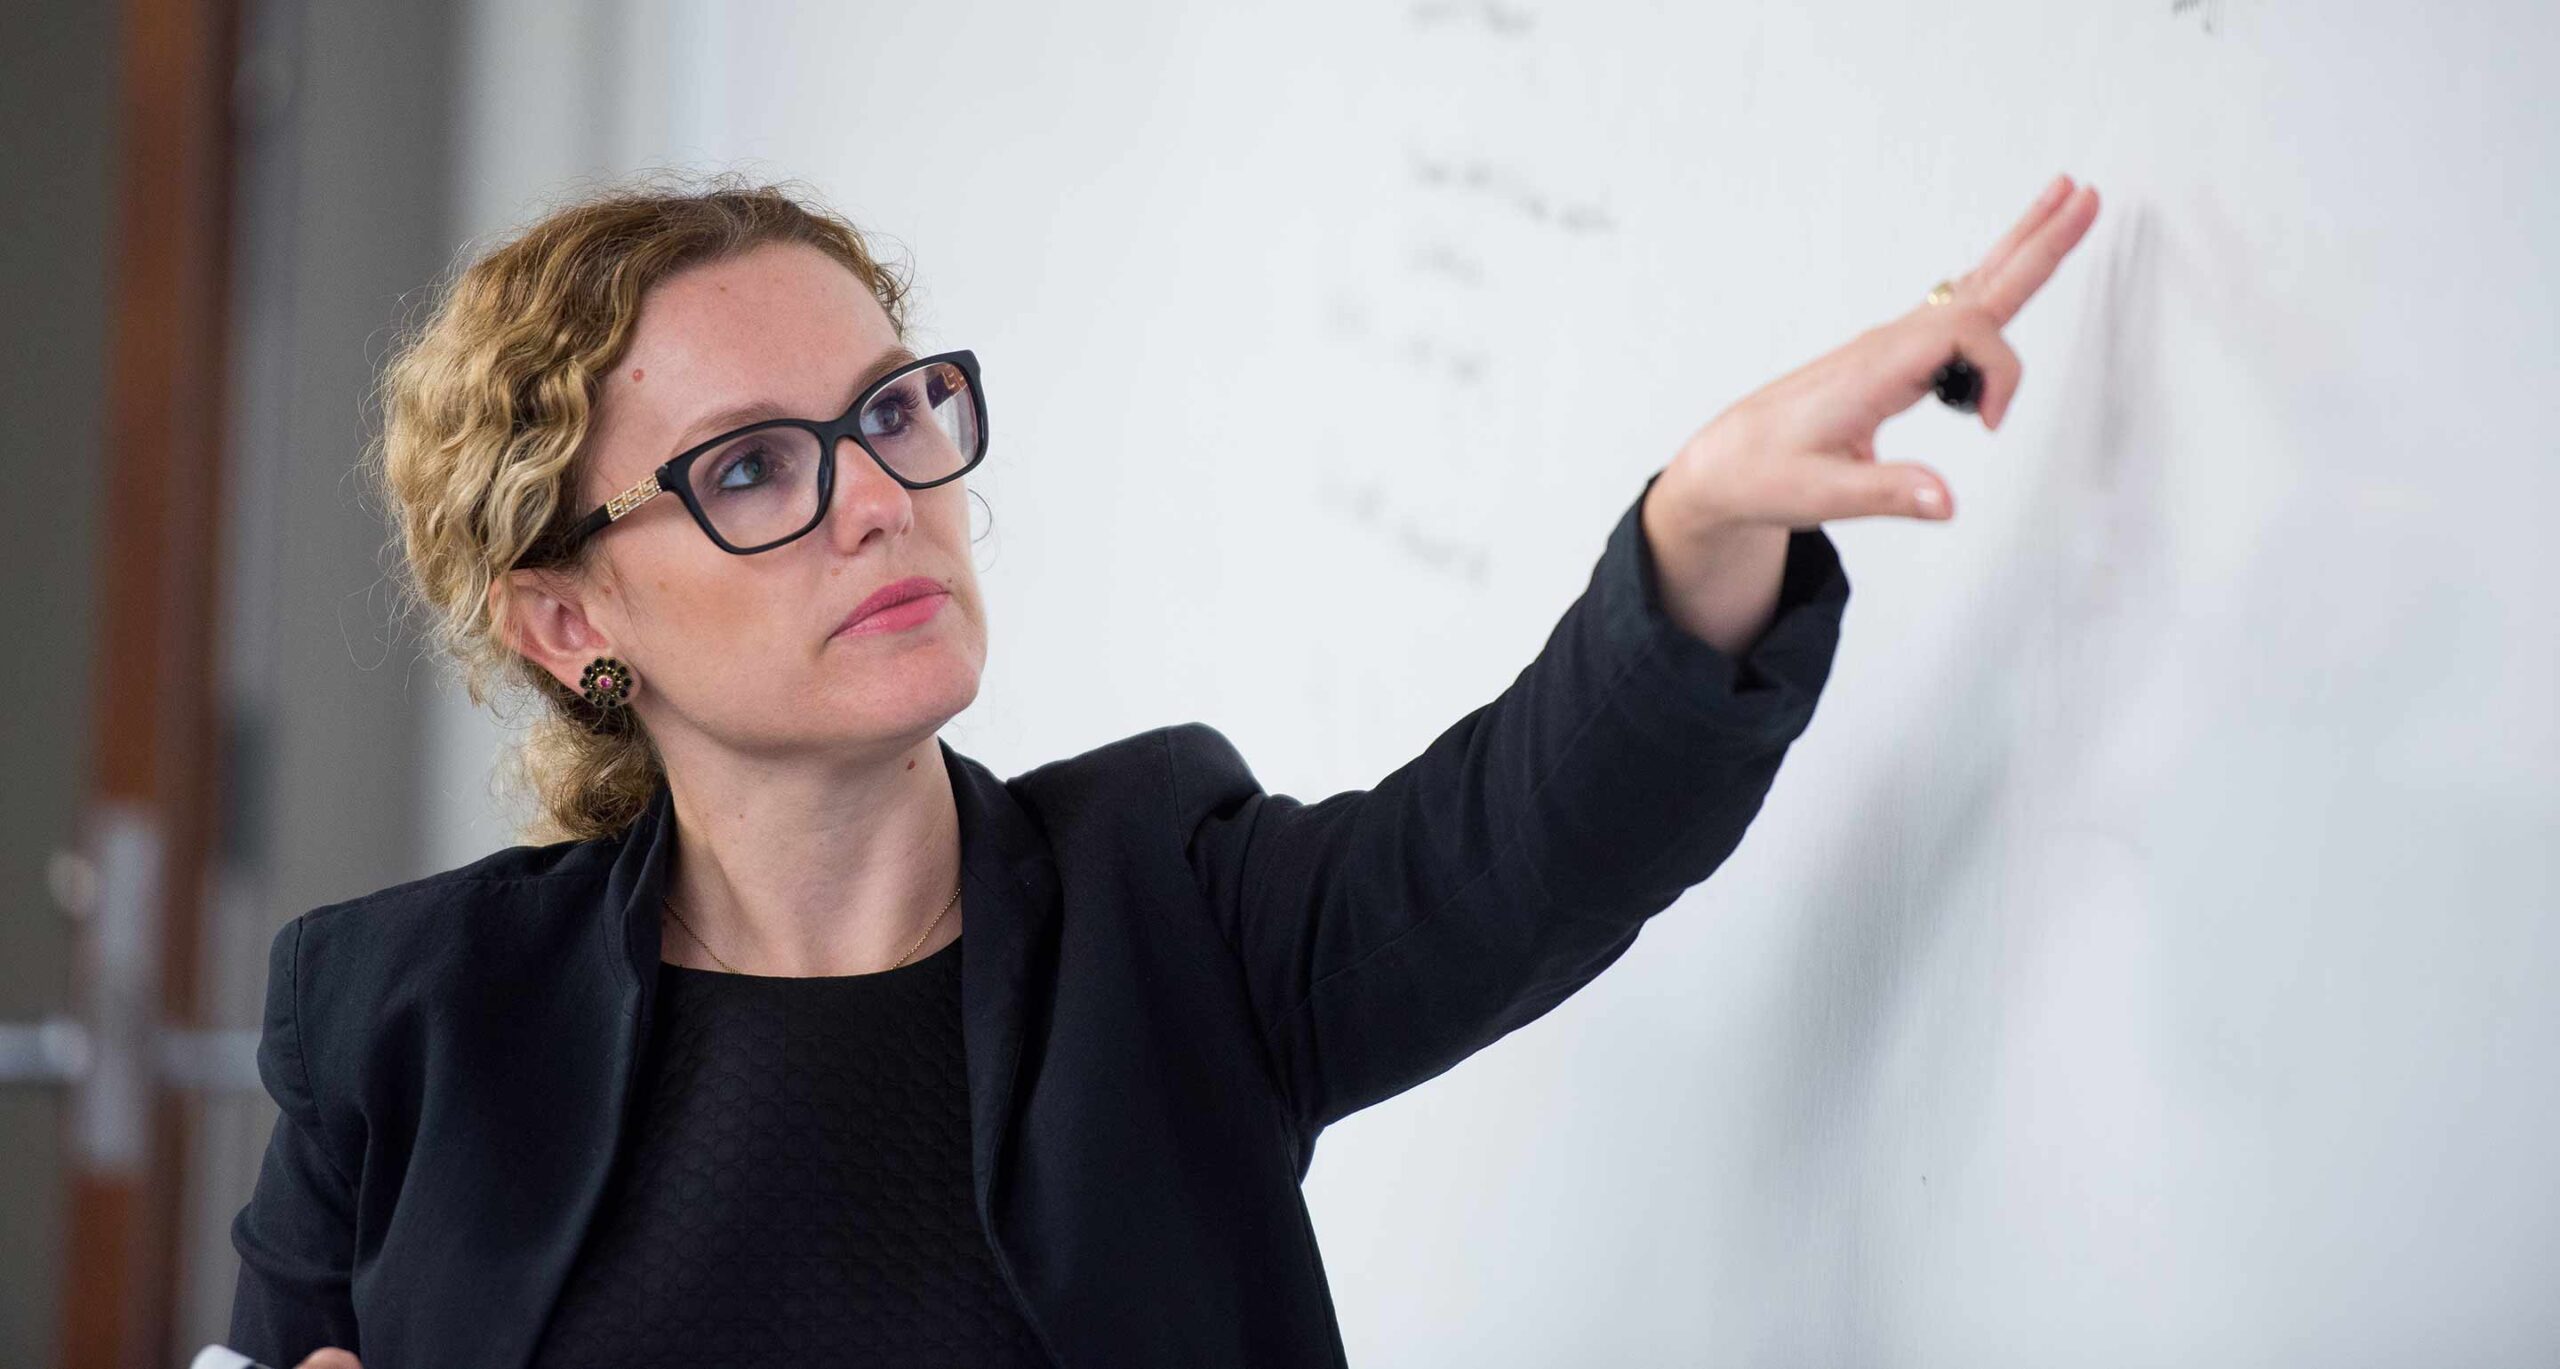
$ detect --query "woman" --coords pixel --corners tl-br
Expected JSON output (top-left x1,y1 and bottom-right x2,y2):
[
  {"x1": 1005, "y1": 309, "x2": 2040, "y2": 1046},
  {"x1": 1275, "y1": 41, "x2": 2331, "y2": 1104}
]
[{"x1": 228, "y1": 171, "x2": 2097, "y2": 1368}]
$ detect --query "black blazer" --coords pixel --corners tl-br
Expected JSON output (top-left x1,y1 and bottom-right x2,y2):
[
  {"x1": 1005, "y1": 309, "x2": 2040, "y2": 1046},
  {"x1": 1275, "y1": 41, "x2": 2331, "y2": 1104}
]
[{"x1": 227, "y1": 471, "x2": 1851, "y2": 1368}]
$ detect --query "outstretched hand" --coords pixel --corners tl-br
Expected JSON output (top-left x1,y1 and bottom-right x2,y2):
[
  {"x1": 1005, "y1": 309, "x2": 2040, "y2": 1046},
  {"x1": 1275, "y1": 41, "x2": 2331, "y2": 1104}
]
[{"x1": 1655, "y1": 173, "x2": 2103, "y2": 533}]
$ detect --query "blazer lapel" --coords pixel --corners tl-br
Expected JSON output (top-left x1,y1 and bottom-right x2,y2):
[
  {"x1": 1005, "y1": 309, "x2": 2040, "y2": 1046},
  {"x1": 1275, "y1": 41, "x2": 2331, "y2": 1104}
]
[
  {"x1": 469, "y1": 773, "x2": 678, "y2": 1369},
  {"x1": 487, "y1": 737, "x2": 1060, "y2": 1369},
  {"x1": 940, "y1": 744, "x2": 1063, "y2": 1256}
]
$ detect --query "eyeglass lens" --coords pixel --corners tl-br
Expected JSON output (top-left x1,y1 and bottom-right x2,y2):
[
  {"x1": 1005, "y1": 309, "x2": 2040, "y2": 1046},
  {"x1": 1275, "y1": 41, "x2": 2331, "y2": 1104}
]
[{"x1": 684, "y1": 359, "x2": 982, "y2": 550}]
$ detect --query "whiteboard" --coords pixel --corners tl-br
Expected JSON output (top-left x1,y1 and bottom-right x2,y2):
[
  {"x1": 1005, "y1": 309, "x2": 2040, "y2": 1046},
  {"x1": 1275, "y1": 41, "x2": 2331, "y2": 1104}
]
[{"x1": 434, "y1": 0, "x2": 2560, "y2": 1361}]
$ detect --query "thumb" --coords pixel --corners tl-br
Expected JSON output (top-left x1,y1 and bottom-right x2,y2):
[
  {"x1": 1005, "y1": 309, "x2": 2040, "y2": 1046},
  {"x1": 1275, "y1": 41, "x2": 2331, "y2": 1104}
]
[
  {"x1": 295, "y1": 1350, "x2": 362, "y2": 1369},
  {"x1": 1818, "y1": 459, "x2": 1951, "y2": 522}
]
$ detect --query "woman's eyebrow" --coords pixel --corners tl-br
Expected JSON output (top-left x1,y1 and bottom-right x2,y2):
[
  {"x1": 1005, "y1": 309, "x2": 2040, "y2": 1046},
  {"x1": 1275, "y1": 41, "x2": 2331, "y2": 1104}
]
[{"x1": 669, "y1": 344, "x2": 922, "y2": 452}]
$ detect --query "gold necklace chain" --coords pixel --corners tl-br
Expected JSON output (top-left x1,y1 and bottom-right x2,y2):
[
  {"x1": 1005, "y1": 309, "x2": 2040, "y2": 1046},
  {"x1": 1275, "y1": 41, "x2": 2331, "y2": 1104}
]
[{"x1": 664, "y1": 877, "x2": 962, "y2": 976}]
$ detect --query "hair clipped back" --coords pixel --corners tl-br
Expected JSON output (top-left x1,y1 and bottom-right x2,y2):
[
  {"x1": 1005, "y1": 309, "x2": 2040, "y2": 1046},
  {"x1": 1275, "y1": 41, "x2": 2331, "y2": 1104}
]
[{"x1": 366, "y1": 169, "x2": 916, "y2": 847}]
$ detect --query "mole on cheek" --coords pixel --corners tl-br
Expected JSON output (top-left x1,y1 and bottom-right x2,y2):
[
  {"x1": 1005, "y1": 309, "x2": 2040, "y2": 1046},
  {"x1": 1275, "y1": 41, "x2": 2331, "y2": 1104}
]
[{"x1": 630, "y1": 367, "x2": 644, "y2": 382}]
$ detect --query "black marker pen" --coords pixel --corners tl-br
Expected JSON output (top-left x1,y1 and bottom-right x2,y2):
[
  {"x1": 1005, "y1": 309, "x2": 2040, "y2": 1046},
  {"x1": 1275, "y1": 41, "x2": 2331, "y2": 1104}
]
[{"x1": 1932, "y1": 354, "x2": 1983, "y2": 413}]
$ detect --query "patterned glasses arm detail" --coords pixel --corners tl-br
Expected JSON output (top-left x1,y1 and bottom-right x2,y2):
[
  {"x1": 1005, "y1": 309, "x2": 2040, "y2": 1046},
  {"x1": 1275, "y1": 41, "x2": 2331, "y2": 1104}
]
[
  {"x1": 518, "y1": 470, "x2": 667, "y2": 570},
  {"x1": 603, "y1": 471, "x2": 669, "y2": 522}
]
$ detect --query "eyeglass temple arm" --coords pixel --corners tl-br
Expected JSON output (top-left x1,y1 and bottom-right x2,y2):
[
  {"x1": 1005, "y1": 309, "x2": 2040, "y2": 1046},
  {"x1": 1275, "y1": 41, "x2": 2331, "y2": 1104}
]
[
  {"x1": 537, "y1": 470, "x2": 665, "y2": 563},
  {"x1": 601, "y1": 470, "x2": 669, "y2": 522}
]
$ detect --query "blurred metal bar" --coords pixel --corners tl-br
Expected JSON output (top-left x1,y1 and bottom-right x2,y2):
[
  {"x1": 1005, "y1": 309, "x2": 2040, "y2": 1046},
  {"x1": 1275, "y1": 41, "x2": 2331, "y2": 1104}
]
[
  {"x1": 0, "y1": 1017, "x2": 93, "y2": 1086},
  {"x1": 0, "y1": 1016, "x2": 261, "y2": 1096}
]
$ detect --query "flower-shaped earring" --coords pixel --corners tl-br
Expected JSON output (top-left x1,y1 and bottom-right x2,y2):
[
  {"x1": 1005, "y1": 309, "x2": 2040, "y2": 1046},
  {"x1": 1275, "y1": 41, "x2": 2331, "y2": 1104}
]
[{"x1": 580, "y1": 656, "x2": 635, "y2": 712}]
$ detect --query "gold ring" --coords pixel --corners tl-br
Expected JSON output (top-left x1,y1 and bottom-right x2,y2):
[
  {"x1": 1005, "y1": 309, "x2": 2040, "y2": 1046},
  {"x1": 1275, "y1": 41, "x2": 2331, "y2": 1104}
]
[{"x1": 1925, "y1": 279, "x2": 1958, "y2": 307}]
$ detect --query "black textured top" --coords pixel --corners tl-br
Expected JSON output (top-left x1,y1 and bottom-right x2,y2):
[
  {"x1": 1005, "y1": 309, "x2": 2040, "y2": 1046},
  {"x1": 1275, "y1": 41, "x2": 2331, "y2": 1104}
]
[{"x1": 527, "y1": 933, "x2": 1051, "y2": 1368}]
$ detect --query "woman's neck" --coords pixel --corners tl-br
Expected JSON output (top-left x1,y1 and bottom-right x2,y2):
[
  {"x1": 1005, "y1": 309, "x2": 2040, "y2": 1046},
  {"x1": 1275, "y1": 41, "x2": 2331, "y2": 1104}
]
[{"x1": 655, "y1": 733, "x2": 965, "y2": 977}]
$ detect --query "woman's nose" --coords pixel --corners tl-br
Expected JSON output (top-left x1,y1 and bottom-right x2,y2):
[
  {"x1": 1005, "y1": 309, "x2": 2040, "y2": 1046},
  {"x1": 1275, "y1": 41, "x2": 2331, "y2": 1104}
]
[{"x1": 823, "y1": 436, "x2": 912, "y2": 551}]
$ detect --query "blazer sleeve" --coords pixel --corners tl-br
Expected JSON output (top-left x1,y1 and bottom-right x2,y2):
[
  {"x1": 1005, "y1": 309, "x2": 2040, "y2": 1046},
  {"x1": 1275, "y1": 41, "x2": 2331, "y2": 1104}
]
[
  {"x1": 228, "y1": 913, "x2": 365, "y2": 1363},
  {"x1": 1169, "y1": 469, "x2": 1851, "y2": 1137}
]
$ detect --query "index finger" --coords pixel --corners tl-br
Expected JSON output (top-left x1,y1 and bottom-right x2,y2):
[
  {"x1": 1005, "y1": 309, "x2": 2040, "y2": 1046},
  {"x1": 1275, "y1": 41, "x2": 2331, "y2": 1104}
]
[
  {"x1": 1971, "y1": 174, "x2": 2077, "y2": 283},
  {"x1": 1975, "y1": 182, "x2": 2102, "y2": 324}
]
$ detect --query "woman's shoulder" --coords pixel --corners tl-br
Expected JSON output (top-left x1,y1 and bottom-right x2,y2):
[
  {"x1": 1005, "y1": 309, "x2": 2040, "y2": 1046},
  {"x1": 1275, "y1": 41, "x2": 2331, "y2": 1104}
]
[
  {"x1": 1006, "y1": 721, "x2": 1255, "y2": 807},
  {"x1": 298, "y1": 830, "x2": 610, "y2": 930},
  {"x1": 280, "y1": 829, "x2": 629, "y2": 1008},
  {"x1": 254, "y1": 830, "x2": 639, "y2": 1153}
]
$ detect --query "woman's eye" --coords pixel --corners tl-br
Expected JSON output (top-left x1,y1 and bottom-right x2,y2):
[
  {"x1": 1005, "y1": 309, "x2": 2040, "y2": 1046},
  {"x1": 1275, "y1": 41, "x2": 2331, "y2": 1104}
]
[
  {"x1": 713, "y1": 446, "x2": 772, "y2": 490},
  {"x1": 863, "y1": 392, "x2": 918, "y2": 438}
]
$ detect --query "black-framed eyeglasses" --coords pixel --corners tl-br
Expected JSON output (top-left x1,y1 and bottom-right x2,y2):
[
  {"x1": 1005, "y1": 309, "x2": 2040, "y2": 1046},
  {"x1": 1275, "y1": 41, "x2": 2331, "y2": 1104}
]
[{"x1": 515, "y1": 348, "x2": 987, "y2": 569}]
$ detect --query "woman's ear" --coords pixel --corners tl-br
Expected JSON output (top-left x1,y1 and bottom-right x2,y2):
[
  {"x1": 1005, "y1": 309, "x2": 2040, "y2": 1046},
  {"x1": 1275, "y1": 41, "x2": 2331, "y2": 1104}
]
[{"x1": 495, "y1": 567, "x2": 615, "y2": 693}]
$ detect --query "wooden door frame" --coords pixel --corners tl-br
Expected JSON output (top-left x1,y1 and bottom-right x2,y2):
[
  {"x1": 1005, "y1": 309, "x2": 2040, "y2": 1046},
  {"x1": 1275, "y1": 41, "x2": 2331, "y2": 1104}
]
[{"x1": 60, "y1": 0, "x2": 240, "y2": 1363}]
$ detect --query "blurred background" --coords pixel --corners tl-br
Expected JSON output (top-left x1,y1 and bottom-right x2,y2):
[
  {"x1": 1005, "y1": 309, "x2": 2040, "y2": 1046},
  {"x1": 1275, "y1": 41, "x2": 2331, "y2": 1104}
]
[{"x1": 6, "y1": 0, "x2": 2556, "y2": 1365}]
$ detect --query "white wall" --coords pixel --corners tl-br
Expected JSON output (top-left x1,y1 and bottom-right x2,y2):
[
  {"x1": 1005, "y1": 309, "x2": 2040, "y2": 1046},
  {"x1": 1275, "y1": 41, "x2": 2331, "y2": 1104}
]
[{"x1": 439, "y1": 1, "x2": 2560, "y2": 1361}]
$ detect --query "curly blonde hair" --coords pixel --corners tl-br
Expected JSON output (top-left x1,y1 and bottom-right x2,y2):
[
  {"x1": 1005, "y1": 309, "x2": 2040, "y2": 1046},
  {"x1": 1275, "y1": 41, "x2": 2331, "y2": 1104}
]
[{"x1": 366, "y1": 170, "x2": 919, "y2": 847}]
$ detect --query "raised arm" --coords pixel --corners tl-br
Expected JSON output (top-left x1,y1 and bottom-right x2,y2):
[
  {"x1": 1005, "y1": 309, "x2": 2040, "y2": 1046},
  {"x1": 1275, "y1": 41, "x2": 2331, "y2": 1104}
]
[
  {"x1": 1173, "y1": 173, "x2": 2100, "y2": 1142},
  {"x1": 1171, "y1": 468, "x2": 1850, "y2": 1139}
]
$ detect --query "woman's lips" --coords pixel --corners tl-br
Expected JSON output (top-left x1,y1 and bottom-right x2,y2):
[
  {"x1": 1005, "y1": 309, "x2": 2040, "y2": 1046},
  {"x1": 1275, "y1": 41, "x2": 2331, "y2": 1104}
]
[
  {"x1": 835, "y1": 576, "x2": 947, "y2": 636},
  {"x1": 834, "y1": 590, "x2": 947, "y2": 637}
]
